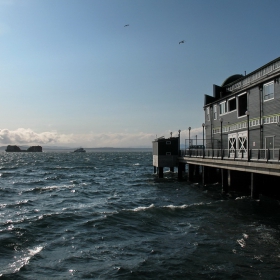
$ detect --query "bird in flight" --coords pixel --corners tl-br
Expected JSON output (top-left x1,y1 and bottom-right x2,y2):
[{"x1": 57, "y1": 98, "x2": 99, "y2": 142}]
[
  {"x1": 179, "y1": 40, "x2": 185, "y2": 44},
  {"x1": 124, "y1": 24, "x2": 129, "y2": 27}
]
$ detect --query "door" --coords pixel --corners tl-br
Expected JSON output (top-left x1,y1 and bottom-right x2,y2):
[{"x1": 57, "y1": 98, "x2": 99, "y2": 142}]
[
  {"x1": 228, "y1": 133, "x2": 237, "y2": 158},
  {"x1": 265, "y1": 136, "x2": 274, "y2": 159},
  {"x1": 237, "y1": 131, "x2": 247, "y2": 158}
]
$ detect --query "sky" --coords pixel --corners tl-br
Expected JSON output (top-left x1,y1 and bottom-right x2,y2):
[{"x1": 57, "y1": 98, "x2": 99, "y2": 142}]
[{"x1": 0, "y1": 0, "x2": 280, "y2": 148}]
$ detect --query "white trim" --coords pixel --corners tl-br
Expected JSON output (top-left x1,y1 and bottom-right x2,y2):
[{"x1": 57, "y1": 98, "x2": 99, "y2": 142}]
[
  {"x1": 219, "y1": 101, "x2": 227, "y2": 115},
  {"x1": 213, "y1": 105, "x2": 217, "y2": 120},
  {"x1": 237, "y1": 92, "x2": 247, "y2": 118},
  {"x1": 206, "y1": 107, "x2": 210, "y2": 121},
  {"x1": 228, "y1": 97, "x2": 237, "y2": 112},
  {"x1": 237, "y1": 92, "x2": 247, "y2": 97},
  {"x1": 263, "y1": 81, "x2": 274, "y2": 102}
]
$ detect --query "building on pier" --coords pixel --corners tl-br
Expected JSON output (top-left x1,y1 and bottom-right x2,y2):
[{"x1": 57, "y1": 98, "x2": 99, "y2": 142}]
[
  {"x1": 152, "y1": 135, "x2": 180, "y2": 177},
  {"x1": 153, "y1": 57, "x2": 280, "y2": 200},
  {"x1": 204, "y1": 57, "x2": 280, "y2": 159}
]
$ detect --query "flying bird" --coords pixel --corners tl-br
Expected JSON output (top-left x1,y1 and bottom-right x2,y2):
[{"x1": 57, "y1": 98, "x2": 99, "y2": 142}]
[
  {"x1": 124, "y1": 24, "x2": 129, "y2": 27},
  {"x1": 179, "y1": 40, "x2": 185, "y2": 44}
]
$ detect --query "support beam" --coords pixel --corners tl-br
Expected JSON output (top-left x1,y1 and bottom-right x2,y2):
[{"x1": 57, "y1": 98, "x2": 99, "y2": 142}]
[
  {"x1": 188, "y1": 164, "x2": 194, "y2": 181},
  {"x1": 221, "y1": 168, "x2": 228, "y2": 194},
  {"x1": 178, "y1": 163, "x2": 185, "y2": 180},
  {"x1": 158, "y1": 167, "x2": 163, "y2": 178},
  {"x1": 194, "y1": 165, "x2": 200, "y2": 178},
  {"x1": 228, "y1": 170, "x2": 239, "y2": 188},
  {"x1": 251, "y1": 173, "x2": 260, "y2": 199},
  {"x1": 202, "y1": 166, "x2": 209, "y2": 186}
]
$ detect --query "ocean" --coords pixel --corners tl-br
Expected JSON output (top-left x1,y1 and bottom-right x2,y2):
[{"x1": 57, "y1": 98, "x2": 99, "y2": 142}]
[{"x1": 0, "y1": 151, "x2": 280, "y2": 279}]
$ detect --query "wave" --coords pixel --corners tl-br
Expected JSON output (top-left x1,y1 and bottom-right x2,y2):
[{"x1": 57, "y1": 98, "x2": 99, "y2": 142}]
[
  {"x1": 124, "y1": 202, "x2": 209, "y2": 213},
  {"x1": 0, "y1": 246, "x2": 43, "y2": 277}
]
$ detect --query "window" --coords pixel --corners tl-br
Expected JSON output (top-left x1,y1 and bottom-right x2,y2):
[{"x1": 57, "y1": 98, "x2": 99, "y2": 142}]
[
  {"x1": 237, "y1": 93, "x2": 247, "y2": 117},
  {"x1": 219, "y1": 102, "x2": 227, "y2": 115},
  {"x1": 228, "y1": 98, "x2": 236, "y2": 112},
  {"x1": 213, "y1": 105, "x2": 217, "y2": 120},
  {"x1": 263, "y1": 81, "x2": 274, "y2": 101},
  {"x1": 206, "y1": 107, "x2": 210, "y2": 121},
  {"x1": 166, "y1": 141, "x2": 171, "y2": 145}
]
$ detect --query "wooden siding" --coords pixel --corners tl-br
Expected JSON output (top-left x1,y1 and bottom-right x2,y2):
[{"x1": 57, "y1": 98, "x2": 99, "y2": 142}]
[{"x1": 204, "y1": 77, "x2": 280, "y2": 150}]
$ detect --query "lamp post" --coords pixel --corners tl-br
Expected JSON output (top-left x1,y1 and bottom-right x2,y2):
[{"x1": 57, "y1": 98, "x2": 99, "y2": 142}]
[
  {"x1": 178, "y1": 129, "x2": 181, "y2": 155},
  {"x1": 246, "y1": 111, "x2": 250, "y2": 161},
  {"x1": 202, "y1": 123, "x2": 205, "y2": 158},
  {"x1": 220, "y1": 118, "x2": 223, "y2": 158},
  {"x1": 188, "y1": 127, "x2": 191, "y2": 156}
]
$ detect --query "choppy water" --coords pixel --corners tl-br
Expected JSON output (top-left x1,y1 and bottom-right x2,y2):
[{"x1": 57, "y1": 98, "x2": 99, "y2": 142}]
[{"x1": 1, "y1": 152, "x2": 280, "y2": 279}]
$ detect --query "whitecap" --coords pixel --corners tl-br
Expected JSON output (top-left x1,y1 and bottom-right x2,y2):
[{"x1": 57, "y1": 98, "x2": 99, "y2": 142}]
[
  {"x1": 130, "y1": 204, "x2": 155, "y2": 212},
  {"x1": 2, "y1": 246, "x2": 43, "y2": 275},
  {"x1": 237, "y1": 238, "x2": 246, "y2": 248},
  {"x1": 163, "y1": 202, "x2": 205, "y2": 210}
]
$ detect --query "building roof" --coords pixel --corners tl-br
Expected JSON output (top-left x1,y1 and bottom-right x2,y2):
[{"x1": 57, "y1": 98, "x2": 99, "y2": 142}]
[{"x1": 221, "y1": 74, "x2": 243, "y2": 87}]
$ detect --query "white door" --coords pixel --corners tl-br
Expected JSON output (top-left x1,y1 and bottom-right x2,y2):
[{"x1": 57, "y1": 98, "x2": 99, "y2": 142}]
[
  {"x1": 228, "y1": 131, "x2": 247, "y2": 158},
  {"x1": 228, "y1": 133, "x2": 237, "y2": 158},
  {"x1": 237, "y1": 131, "x2": 247, "y2": 158}
]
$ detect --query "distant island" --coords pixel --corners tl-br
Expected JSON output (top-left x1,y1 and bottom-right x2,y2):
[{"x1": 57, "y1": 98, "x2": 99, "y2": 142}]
[{"x1": 5, "y1": 145, "x2": 43, "y2": 152}]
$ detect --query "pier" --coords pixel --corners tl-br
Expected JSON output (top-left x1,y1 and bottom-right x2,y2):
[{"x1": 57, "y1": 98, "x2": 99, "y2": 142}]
[
  {"x1": 153, "y1": 57, "x2": 280, "y2": 200},
  {"x1": 179, "y1": 147, "x2": 280, "y2": 199}
]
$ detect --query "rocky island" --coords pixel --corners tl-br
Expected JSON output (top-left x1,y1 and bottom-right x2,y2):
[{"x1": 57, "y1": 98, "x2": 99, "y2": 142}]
[{"x1": 5, "y1": 145, "x2": 43, "y2": 152}]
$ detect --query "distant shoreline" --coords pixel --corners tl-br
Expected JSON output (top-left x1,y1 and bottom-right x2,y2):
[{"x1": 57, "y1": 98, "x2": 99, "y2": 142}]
[{"x1": 0, "y1": 146, "x2": 152, "y2": 153}]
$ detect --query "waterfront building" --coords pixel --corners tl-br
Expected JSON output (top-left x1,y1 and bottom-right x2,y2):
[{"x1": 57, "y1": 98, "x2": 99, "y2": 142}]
[{"x1": 204, "y1": 57, "x2": 280, "y2": 160}]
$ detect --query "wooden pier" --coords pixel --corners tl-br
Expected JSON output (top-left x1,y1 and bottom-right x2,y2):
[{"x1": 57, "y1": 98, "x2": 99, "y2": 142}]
[{"x1": 153, "y1": 148, "x2": 280, "y2": 200}]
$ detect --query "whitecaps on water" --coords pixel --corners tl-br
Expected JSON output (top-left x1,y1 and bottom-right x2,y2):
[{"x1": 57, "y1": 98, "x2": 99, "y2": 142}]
[
  {"x1": 127, "y1": 204, "x2": 155, "y2": 212},
  {"x1": 0, "y1": 246, "x2": 43, "y2": 276},
  {"x1": 163, "y1": 202, "x2": 206, "y2": 210},
  {"x1": 125, "y1": 202, "x2": 208, "y2": 212}
]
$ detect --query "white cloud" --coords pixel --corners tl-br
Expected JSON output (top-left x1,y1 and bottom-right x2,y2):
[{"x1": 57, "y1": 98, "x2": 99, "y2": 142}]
[{"x1": 0, "y1": 128, "x2": 74, "y2": 145}]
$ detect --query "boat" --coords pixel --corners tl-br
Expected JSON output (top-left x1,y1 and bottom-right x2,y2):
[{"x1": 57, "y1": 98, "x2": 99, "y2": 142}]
[{"x1": 74, "y1": 148, "x2": 86, "y2": 153}]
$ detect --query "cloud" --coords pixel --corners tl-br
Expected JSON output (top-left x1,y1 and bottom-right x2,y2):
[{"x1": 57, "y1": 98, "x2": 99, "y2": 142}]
[
  {"x1": 0, "y1": 127, "x2": 204, "y2": 148},
  {"x1": 0, "y1": 128, "x2": 74, "y2": 145}
]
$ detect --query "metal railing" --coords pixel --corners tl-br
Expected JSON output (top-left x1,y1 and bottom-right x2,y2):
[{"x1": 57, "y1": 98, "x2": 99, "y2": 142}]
[{"x1": 180, "y1": 148, "x2": 280, "y2": 163}]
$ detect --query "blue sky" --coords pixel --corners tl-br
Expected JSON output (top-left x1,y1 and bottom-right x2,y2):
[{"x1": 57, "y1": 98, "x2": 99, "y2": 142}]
[{"x1": 0, "y1": 0, "x2": 279, "y2": 148}]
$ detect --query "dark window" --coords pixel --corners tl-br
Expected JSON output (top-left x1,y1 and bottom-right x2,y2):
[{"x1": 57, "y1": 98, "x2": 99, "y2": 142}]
[
  {"x1": 238, "y1": 94, "x2": 247, "y2": 117},
  {"x1": 166, "y1": 141, "x2": 171, "y2": 145},
  {"x1": 228, "y1": 98, "x2": 236, "y2": 111}
]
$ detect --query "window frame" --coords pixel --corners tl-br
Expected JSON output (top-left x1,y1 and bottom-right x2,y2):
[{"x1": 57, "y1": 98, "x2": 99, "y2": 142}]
[
  {"x1": 263, "y1": 81, "x2": 274, "y2": 102},
  {"x1": 213, "y1": 105, "x2": 217, "y2": 120},
  {"x1": 237, "y1": 92, "x2": 247, "y2": 118},
  {"x1": 219, "y1": 101, "x2": 227, "y2": 116},
  {"x1": 206, "y1": 107, "x2": 210, "y2": 121},
  {"x1": 228, "y1": 97, "x2": 237, "y2": 112}
]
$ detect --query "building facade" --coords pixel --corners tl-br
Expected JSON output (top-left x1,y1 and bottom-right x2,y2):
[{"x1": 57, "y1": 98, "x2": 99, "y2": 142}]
[{"x1": 204, "y1": 57, "x2": 280, "y2": 159}]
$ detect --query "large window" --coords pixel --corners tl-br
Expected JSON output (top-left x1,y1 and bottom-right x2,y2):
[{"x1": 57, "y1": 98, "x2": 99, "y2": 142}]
[
  {"x1": 213, "y1": 105, "x2": 217, "y2": 120},
  {"x1": 237, "y1": 93, "x2": 247, "y2": 117},
  {"x1": 228, "y1": 98, "x2": 236, "y2": 112},
  {"x1": 206, "y1": 107, "x2": 210, "y2": 121},
  {"x1": 263, "y1": 81, "x2": 274, "y2": 101},
  {"x1": 219, "y1": 102, "x2": 227, "y2": 115}
]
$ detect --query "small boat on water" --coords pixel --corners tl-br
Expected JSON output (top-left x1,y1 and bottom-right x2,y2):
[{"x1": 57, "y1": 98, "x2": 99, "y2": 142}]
[{"x1": 74, "y1": 148, "x2": 86, "y2": 153}]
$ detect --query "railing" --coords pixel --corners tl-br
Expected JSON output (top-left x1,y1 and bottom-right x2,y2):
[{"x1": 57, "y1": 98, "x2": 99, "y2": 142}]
[{"x1": 180, "y1": 148, "x2": 280, "y2": 163}]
